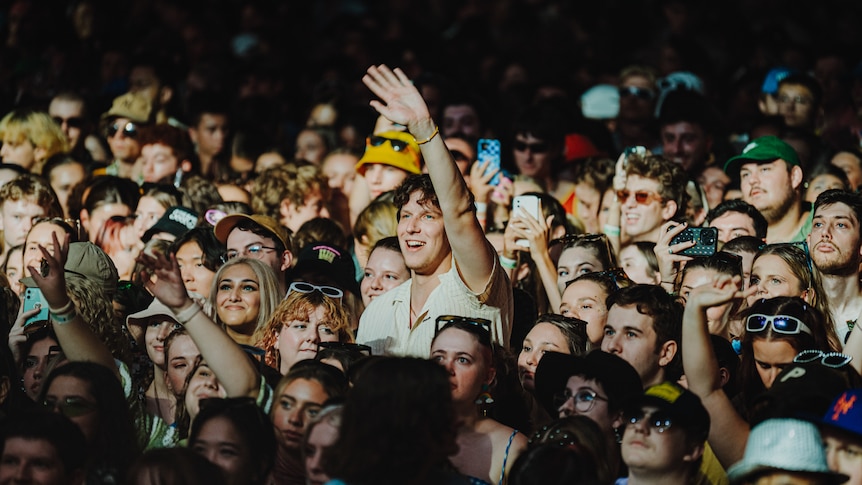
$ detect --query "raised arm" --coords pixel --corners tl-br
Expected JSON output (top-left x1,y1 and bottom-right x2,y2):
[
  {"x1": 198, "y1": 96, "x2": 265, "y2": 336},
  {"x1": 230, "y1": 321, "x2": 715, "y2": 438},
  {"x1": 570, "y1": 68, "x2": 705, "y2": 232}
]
[
  {"x1": 682, "y1": 275, "x2": 749, "y2": 468},
  {"x1": 362, "y1": 65, "x2": 495, "y2": 292},
  {"x1": 138, "y1": 251, "x2": 260, "y2": 399},
  {"x1": 26, "y1": 233, "x2": 118, "y2": 379}
]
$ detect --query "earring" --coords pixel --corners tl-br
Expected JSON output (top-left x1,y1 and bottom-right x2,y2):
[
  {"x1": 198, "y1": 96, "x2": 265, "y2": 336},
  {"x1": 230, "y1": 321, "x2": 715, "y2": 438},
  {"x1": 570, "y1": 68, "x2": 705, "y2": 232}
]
[{"x1": 475, "y1": 384, "x2": 494, "y2": 405}]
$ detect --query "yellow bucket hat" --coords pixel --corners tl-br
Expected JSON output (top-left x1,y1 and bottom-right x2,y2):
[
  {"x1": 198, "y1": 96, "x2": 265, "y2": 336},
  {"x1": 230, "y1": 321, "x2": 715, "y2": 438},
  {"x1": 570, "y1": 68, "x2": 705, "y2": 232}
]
[{"x1": 355, "y1": 130, "x2": 422, "y2": 175}]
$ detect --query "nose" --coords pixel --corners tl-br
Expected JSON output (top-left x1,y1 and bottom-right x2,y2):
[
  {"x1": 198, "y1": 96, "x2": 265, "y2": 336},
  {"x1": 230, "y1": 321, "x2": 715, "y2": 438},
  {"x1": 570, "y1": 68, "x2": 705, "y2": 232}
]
[
  {"x1": 14, "y1": 462, "x2": 30, "y2": 481},
  {"x1": 524, "y1": 349, "x2": 537, "y2": 367},
  {"x1": 365, "y1": 165, "x2": 382, "y2": 184},
  {"x1": 762, "y1": 368, "x2": 781, "y2": 389},
  {"x1": 629, "y1": 416, "x2": 650, "y2": 435},
  {"x1": 0, "y1": 144, "x2": 10, "y2": 158},
  {"x1": 181, "y1": 266, "x2": 193, "y2": 282},
  {"x1": 157, "y1": 322, "x2": 172, "y2": 341},
  {"x1": 603, "y1": 333, "x2": 621, "y2": 354},
  {"x1": 368, "y1": 275, "x2": 383, "y2": 291},
  {"x1": 307, "y1": 450, "x2": 323, "y2": 475},
  {"x1": 229, "y1": 285, "x2": 242, "y2": 301},
  {"x1": 826, "y1": 445, "x2": 839, "y2": 470},
  {"x1": 558, "y1": 396, "x2": 575, "y2": 417}
]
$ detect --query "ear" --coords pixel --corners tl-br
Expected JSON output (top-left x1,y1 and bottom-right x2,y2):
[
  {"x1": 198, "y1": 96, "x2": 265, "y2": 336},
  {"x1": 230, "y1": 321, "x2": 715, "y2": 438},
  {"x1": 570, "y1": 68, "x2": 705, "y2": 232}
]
[
  {"x1": 33, "y1": 147, "x2": 47, "y2": 163},
  {"x1": 610, "y1": 409, "x2": 624, "y2": 430},
  {"x1": 485, "y1": 366, "x2": 497, "y2": 387},
  {"x1": 279, "y1": 199, "x2": 293, "y2": 223},
  {"x1": 79, "y1": 208, "x2": 90, "y2": 233},
  {"x1": 164, "y1": 373, "x2": 173, "y2": 393},
  {"x1": 551, "y1": 224, "x2": 567, "y2": 240},
  {"x1": 181, "y1": 159, "x2": 192, "y2": 173},
  {"x1": 718, "y1": 367, "x2": 730, "y2": 388},
  {"x1": 661, "y1": 200, "x2": 678, "y2": 221},
  {"x1": 159, "y1": 86, "x2": 174, "y2": 107},
  {"x1": 682, "y1": 442, "x2": 705, "y2": 463},
  {"x1": 0, "y1": 376, "x2": 9, "y2": 404},
  {"x1": 657, "y1": 339, "x2": 678, "y2": 367},
  {"x1": 280, "y1": 249, "x2": 293, "y2": 271},
  {"x1": 790, "y1": 165, "x2": 804, "y2": 191}
]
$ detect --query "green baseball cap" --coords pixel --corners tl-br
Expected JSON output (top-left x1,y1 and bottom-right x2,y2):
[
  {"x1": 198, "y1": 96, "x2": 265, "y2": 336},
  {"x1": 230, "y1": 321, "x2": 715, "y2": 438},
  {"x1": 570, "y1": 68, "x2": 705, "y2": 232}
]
[{"x1": 723, "y1": 136, "x2": 801, "y2": 175}]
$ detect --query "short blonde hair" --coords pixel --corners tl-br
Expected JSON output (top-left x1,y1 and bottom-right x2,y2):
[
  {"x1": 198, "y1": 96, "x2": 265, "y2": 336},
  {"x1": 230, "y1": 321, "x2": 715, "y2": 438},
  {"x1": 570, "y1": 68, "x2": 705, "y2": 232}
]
[{"x1": 0, "y1": 109, "x2": 68, "y2": 173}]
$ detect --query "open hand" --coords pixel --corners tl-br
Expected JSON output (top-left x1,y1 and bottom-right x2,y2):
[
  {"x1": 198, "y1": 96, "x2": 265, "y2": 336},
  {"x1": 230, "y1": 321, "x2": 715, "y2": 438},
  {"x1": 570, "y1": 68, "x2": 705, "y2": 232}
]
[
  {"x1": 362, "y1": 65, "x2": 432, "y2": 135},
  {"x1": 25, "y1": 232, "x2": 70, "y2": 309},
  {"x1": 137, "y1": 251, "x2": 192, "y2": 312}
]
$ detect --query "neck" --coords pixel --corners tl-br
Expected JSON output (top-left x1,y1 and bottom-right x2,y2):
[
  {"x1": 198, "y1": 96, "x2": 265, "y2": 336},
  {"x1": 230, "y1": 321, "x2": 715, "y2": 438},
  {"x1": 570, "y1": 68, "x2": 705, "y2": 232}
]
[
  {"x1": 224, "y1": 324, "x2": 256, "y2": 346},
  {"x1": 628, "y1": 467, "x2": 693, "y2": 485},
  {"x1": 765, "y1": 203, "x2": 805, "y2": 243},
  {"x1": 409, "y1": 255, "x2": 451, "y2": 306},
  {"x1": 455, "y1": 399, "x2": 481, "y2": 428},
  {"x1": 822, "y1": 271, "x2": 862, "y2": 314}
]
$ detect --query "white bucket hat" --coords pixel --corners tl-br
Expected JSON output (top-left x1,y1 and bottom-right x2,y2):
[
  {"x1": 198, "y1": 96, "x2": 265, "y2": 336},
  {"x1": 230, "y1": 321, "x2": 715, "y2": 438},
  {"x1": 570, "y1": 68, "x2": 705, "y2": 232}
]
[{"x1": 727, "y1": 418, "x2": 848, "y2": 484}]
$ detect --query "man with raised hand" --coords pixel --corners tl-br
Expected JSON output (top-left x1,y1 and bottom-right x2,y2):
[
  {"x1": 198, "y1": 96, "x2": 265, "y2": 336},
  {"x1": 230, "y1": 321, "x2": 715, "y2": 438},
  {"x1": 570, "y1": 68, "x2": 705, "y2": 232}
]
[{"x1": 357, "y1": 65, "x2": 512, "y2": 357}]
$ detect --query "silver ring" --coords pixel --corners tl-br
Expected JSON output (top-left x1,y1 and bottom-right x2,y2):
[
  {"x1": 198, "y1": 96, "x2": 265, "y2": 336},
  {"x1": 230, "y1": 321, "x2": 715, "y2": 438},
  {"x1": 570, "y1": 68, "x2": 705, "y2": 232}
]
[{"x1": 668, "y1": 248, "x2": 674, "y2": 254}]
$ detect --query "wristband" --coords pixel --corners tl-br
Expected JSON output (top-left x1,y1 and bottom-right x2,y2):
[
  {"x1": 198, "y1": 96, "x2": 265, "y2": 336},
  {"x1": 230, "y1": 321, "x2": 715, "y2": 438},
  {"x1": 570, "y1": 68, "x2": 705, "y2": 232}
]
[
  {"x1": 414, "y1": 126, "x2": 439, "y2": 145},
  {"x1": 475, "y1": 202, "x2": 488, "y2": 213},
  {"x1": 173, "y1": 303, "x2": 202, "y2": 325},
  {"x1": 51, "y1": 308, "x2": 77, "y2": 325},
  {"x1": 499, "y1": 255, "x2": 518, "y2": 270},
  {"x1": 603, "y1": 224, "x2": 621, "y2": 236}
]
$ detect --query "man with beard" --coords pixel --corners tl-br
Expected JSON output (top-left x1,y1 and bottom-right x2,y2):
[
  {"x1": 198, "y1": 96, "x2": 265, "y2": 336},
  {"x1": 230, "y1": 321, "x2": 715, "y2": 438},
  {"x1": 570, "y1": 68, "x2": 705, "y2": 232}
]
[
  {"x1": 724, "y1": 136, "x2": 809, "y2": 243},
  {"x1": 807, "y1": 189, "x2": 862, "y2": 343}
]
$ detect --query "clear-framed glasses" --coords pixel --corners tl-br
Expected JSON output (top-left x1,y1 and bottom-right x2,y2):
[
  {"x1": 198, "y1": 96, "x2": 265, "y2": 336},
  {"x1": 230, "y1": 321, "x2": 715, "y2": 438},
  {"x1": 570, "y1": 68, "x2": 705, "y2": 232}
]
[
  {"x1": 553, "y1": 388, "x2": 608, "y2": 413},
  {"x1": 624, "y1": 408, "x2": 674, "y2": 433},
  {"x1": 777, "y1": 95, "x2": 813, "y2": 107},
  {"x1": 287, "y1": 281, "x2": 343, "y2": 300},
  {"x1": 793, "y1": 349, "x2": 852, "y2": 368},
  {"x1": 222, "y1": 244, "x2": 277, "y2": 263},
  {"x1": 745, "y1": 313, "x2": 813, "y2": 336}
]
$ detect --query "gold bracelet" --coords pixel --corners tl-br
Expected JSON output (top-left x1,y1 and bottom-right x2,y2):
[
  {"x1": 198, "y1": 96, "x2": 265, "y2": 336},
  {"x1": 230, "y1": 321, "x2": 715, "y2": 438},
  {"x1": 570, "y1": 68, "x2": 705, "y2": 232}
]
[{"x1": 414, "y1": 126, "x2": 439, "y2": 145}]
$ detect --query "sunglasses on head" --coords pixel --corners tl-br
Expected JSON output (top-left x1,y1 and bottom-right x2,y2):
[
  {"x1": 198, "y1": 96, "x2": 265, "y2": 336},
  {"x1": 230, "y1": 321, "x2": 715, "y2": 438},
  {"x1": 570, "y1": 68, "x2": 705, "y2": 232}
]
[
  {"x1": 434, "y1": 315, "x2": 493, "y2": 346},
  {"x1": 107, "y1": 121, "x2": 138, "y2": 139},
  {"x1": 592, "y1": 267, "x2": 631, "y2": 290},
  {"x1": 368, "y1": 136, "x2": 411, "y2": 152},
  {"x1": 624, "y1": 408, "x2": 674, "y2": 433},
  {"x1": 287, "y1": 282, "x2": 344, "y2": 300},
  {"x1": 793, "y1": 349, "x2": 852, "y2": 368},
  {"x1": 746, "y1": 313, "x2": 813, "y2": 336},
  {"x1": 616, "y1": 189, "x2": 665, "y2": 205},
  {"x1": 618, "y1": 86, "x2": 655, "y2": 101},
  {"x1": 513, "y1": 141, "x2": 548, "y2": 153},
  {"x1": 52, "y1": 116, "x2": 85, "y2": 129}
]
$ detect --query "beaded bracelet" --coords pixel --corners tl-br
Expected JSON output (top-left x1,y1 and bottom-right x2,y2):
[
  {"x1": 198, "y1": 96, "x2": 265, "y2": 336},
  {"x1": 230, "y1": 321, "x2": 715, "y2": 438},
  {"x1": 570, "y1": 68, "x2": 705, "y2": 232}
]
[
  {"x1": 173, "y1": 303, "x2": 202, "y2": 325},
  {"x1": 414, "y1": 126, "x2": 439, "y2": 145}
]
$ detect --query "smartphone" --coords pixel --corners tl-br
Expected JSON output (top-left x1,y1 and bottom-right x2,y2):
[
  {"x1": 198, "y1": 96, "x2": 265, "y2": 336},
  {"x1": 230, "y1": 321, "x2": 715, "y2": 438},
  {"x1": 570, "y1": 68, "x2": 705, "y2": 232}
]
[
  {"x1": 670, "y1": 226, "x2": 718, "y2": 257},
  {"x1": 477, "y1": 139, "x2": 502, "y2": 186},
  {"x1": 23, "y1": 287, "x2": 50, "y2": 326},
  {"x1": 513, "y1": 195, "x2": 542, "y2": 248}
]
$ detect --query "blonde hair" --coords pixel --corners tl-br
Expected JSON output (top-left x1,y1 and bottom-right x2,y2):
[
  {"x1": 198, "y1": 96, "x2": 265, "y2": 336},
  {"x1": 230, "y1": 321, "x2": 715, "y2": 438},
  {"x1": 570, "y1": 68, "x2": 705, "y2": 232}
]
[
  {"x1": 254, "y1": 290, "x2": 353, "y2": 369},
  {"x1": 209, "y1": 258, "x2": 282, "y2": 336},
  {"x1": 352, "y1": 200, "x2": 397, "y2": 245},
  {"x1": 0, "y1": 109, "x2": 69, "y2": 173}
]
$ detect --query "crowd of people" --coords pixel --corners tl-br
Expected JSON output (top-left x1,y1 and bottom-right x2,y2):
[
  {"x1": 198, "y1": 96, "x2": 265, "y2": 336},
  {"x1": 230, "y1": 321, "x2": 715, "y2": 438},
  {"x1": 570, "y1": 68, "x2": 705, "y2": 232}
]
[{"x1": 1, "y1": 1, "x2": 862, "y2": 485}]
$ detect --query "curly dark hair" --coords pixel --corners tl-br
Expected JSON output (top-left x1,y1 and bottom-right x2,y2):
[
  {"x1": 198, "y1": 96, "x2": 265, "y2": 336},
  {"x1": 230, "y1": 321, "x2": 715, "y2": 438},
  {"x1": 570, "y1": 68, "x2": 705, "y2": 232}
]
[{"x1": 625, "y1": 154, "x2": 690, "y2": 221}]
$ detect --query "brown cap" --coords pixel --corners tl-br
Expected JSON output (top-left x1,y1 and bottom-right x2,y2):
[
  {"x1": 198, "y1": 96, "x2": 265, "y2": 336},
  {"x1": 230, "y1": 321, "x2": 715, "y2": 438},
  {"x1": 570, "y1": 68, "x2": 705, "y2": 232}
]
[{"x1": 214, "y1": 214, "x2": 291, "y2": 251}]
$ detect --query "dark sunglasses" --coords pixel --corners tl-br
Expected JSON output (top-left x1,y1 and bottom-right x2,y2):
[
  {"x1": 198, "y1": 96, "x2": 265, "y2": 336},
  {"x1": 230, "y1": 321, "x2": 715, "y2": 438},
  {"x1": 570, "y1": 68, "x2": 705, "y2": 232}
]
[
  {"x1": 746, "y1": 313, "x2": 813, "y2": 336},
  {"x1": 513, "y1": 141, "x2": 548, "y2": 153},
  {"x1": 318, "y1": 341, "x2": 373, "y2": 356},
  {"x1": 368, "y1": 136, "x2": 411, "y2": 152},
  {"x1": 107, "y1": 121, "x2": 138, "y2": 138},
  {"x1": 616, "y1": 189, "x2": 665, "y2": 205},
  {"x1": 793, "y1": 349, "x2": 852, "y2": 368},
  {"x1": 42, "y1": 396, "x2": 97, "y2": 418},
  {"x1": 592, "y1": 267, "x2": 631, "y2": 290},
  {"x1": 618, "y1": 86, "x2": 655, "y2": 101},
  {"x1": 52, "y1": 116, "x2": 85, "y2": 129},
  {"x1": 624, "y1": 408, "x2": 674, "y2": 433},
  {"x1": 435, "y1": 315, "x2": 493, "y2": 346}
]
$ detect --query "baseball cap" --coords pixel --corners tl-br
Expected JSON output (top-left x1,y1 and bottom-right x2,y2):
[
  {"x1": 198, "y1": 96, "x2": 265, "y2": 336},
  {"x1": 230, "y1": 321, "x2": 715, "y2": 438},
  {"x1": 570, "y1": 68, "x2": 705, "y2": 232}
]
[
  {"x1": 142, "y1": 206, "x2": 199, "y2": 243},
  {"x1": 762, "y1": 67, "x2": 795, "y2": 95},
  {"x1": 534, "y1": 350, "x2": 642, "y2": 416},
  {"x1": 748, "y1": 361, "x2": 849, "y2": 426},
  {"x1": 727, "y1": 418, "x2": 847, "y2": 484},
  {"x1": 289, "y1": 242, "x2": 360, "y2": 297},
  {"x1": 21, "y1": 242, "x2": 119, "y2": 297},
  {"x1": 626, "y1": 381, "x2": 710, "y2": 442},
  {"x1": 564, "y1": 134, "x2": 601, "y2": 162},
  {"x1": 101, "y1": 92, "x2": 153, "y2": 124},
  {"x1": 580, "y1": 84, "x2": 619, "y2": 119},
  {"x1": 214, "y1": 214, "x2": 291, "y2": 252},
  {"x1": 723, "y1": 136, "x2": 801, "y2": 175},
  {"x1": 355, "y1": 131, "x2": 421, "y2": 176},
  {"x1": 819, "y1": 389, "x2": 862, "y2": 440}
]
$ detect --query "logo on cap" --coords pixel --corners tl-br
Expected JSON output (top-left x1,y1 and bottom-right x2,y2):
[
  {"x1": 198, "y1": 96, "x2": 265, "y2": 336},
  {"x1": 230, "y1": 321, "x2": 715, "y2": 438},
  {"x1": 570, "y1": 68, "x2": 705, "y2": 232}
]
[
  {"x1": 832, "y1": 393, "x2": 857, "y2": 421},
  {"x1": 314, "y1": 245, "x2": 340, "y2": 264}
]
